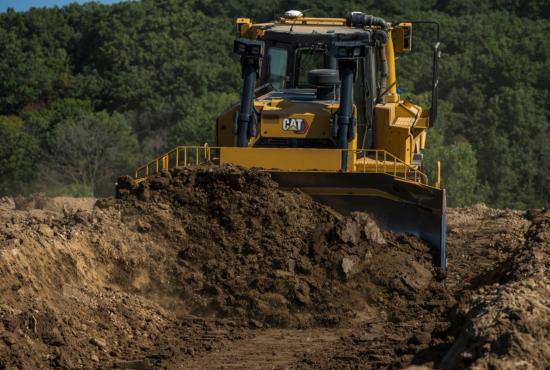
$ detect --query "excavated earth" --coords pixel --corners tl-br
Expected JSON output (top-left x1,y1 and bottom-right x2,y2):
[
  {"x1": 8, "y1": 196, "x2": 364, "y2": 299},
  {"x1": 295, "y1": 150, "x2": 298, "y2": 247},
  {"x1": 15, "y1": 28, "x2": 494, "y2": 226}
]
[{"x1": 0, "y1": 165, "x2": 548, "y2": 369}]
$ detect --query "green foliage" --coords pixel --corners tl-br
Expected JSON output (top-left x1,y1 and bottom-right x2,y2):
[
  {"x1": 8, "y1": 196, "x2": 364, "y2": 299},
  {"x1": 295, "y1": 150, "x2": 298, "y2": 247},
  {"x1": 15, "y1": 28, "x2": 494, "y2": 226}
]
[
  {"x1": 0, "y1": 116, "x2": 39, "y2": 195},
  {"x1": 424, "y1": 128, "x2": 487, "y2": 207},
  {"x1": 38, "y1": 110, "x2": 139, "y2": 197},
  {"x1": 423, "y1": 101, "x2": 486, "y2": 207},
  {"x1": 170, "y1": 92, "x2": 239, "y2": 146},
  {"x1": 0, "y1": 0, "x2": 547, "y2": 208}
]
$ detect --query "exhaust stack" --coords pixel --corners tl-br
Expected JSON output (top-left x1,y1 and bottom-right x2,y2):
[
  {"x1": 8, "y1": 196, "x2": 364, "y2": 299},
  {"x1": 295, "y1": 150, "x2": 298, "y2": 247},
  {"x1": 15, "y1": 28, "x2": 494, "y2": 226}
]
[{"x1": 233, "y1": 38, "x2": 265, "y2": 147}]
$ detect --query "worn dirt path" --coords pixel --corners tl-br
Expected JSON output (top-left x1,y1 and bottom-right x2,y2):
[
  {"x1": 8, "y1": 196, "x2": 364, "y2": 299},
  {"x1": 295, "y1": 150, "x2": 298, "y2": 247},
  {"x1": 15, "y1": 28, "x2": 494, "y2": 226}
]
[{"x1": 180, "y1": 329, "x2": 347, "y2": 370}]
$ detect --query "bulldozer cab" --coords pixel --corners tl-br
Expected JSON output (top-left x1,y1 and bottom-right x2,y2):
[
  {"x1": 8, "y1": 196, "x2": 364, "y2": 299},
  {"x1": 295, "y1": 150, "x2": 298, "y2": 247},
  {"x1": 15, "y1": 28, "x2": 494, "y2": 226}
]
[
  {"x1": 218, "y1": 12, "x2": 441, "y2": 165},
  {"x1": 223, "y1": 14, "x2": 384, "y2": 153},
  {"x1": 259, "y1": 27, "x2": 377, "y2": 149},
  {"x1": 260, "y1": 26, "x2": 365, "y2": 88}
]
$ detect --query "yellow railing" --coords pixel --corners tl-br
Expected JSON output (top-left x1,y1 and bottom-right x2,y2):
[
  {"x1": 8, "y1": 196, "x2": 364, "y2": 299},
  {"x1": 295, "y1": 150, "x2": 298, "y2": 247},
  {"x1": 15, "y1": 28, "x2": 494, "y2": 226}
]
[
  {"x1": 134, "y1": 144, "x2": 216, "y2": 179},
  {"x1": 135, "y1": 145, "x2": 433, "y2": 188},
  {"x1": 351, "y1": 149, "x2": 430, "y2": 186}
]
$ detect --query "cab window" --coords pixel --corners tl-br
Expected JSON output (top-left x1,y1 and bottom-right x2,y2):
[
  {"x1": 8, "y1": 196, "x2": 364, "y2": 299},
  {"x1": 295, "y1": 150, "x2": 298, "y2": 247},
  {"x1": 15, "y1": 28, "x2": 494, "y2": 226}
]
[
  {"x1": 295, "y1": 48, "x2": 325, "y2": 87},
  {"x1": 267, "y1": 47, "x2": 288, "y2": 90}
]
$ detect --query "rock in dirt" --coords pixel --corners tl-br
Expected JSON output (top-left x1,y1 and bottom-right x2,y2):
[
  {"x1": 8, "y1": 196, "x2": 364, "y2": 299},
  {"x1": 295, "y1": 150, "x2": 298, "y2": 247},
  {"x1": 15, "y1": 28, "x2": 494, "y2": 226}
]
[
  {"x1": 336, "y1": 219, "x2": 361, "y2": 244},
  {"x1": 341, "y1": 257, "x2": 357, "y2": 278},
  {"x1": 136, "y1": 219, "x2": 151, "y2": 232},
  {"x1": 90, "y1": 337, "x2": 107, "y2": 349},
  {"x1": 38, "y1": 224, "x2": 55, "y2": 237}
]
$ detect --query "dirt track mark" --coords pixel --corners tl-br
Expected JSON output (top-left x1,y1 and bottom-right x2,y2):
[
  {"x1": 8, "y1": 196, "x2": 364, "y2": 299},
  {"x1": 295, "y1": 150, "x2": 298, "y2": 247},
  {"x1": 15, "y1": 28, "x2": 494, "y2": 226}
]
[
  {"x1": 181, "y1": 329, "x2": 346, "y2": 370},
  {"x1": 445, "y1": 205, "x2": 529, "y2": 292}
]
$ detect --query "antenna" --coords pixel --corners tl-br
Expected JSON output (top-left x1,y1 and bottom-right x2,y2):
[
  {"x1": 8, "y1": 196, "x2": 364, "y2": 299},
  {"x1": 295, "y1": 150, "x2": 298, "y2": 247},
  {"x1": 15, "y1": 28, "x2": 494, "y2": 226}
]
[{"x1": 285, "y1": 9, "x2": 304, "y2": 33}]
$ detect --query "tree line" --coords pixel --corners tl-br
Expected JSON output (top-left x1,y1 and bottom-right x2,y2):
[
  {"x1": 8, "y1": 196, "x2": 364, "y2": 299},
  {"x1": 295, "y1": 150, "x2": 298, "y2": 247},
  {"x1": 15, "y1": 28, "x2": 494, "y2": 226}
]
[{"x1": 0, "y1": 0, "x2": 548, "y2": 208}]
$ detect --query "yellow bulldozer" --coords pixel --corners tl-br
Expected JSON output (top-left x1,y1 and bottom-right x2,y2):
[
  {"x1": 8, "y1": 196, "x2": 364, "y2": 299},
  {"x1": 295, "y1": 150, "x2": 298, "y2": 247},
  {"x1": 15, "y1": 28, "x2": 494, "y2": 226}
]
[{"x1": 135, "y1": 11, "x2": 446, "y2": 268}]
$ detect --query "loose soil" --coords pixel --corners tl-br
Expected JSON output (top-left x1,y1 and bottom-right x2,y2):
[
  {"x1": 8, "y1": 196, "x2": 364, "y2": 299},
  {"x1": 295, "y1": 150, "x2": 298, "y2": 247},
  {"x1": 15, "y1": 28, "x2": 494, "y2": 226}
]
[{"x1": 0, "y1": 166, "x2": 548, "y2": 369}]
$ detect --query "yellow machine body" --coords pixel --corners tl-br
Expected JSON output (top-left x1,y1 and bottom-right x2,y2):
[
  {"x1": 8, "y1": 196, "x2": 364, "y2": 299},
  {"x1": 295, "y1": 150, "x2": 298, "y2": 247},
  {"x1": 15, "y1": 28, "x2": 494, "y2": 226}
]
[{"x1": 218, "y1": 19, "x2": 426, "y2": 167}]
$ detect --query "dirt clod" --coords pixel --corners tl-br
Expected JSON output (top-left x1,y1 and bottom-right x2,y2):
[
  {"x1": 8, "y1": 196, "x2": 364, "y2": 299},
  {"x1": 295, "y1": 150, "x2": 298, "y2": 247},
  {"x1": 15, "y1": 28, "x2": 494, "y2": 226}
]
[{"x1": 90, "y1": 337, "x2": 107, "y2": 349}]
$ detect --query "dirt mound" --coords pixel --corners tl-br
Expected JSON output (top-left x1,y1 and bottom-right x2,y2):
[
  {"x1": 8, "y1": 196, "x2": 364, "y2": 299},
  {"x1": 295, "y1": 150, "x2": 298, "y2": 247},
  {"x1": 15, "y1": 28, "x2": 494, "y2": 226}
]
[
  {"x1": 297, "y1": 206, "x2": 549, "y2": 369},
  {"x1": 441, "y1": 209, "x2": 550, "y2": 369},
  {"x1": 0, "y1": 166, "x2": 547, "y2": 369},
  {"x1": 1, "y1": 191, "x2": 238, "y2": 369},
  {"x1": 106, "y1": 166, "x2": 440, "y2": 327},
  {"x1": 0, "y1": 166, "x2": 441, "y2": 368}
]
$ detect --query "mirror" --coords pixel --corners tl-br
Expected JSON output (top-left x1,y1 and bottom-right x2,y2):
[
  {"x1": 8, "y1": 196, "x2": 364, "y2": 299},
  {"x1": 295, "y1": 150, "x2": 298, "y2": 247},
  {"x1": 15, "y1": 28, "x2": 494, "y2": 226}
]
[{"x1": 393, "y1": 23, "x2": 412, "y2": 53}]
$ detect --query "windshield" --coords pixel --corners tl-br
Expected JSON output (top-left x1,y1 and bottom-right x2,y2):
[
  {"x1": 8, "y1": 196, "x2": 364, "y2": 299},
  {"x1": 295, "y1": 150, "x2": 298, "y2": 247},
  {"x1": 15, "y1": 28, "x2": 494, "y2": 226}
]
[
  {"x1": 296, "y1": 48, "x2": 326, "y2": 87},
  {"x1": 267, "y1": 47, "x2": 288, "y2": 90}
]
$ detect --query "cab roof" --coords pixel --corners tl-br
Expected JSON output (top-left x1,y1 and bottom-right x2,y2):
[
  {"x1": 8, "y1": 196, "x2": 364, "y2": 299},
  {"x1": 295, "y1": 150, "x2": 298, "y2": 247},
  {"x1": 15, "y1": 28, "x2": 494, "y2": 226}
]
[
  {"x1": 263, "y1": 23, "x2": 372, "y2": 45},
  {"x1": 237, "y1": 16, "x2": 377, "y2": 45}
]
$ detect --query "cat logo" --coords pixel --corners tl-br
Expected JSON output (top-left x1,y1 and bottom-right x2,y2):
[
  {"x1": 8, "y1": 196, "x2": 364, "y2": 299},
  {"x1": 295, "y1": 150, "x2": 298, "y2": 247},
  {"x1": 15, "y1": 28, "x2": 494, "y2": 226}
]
[{"x1": 282, "y1": 118, "x2": 307, "y2": 133}]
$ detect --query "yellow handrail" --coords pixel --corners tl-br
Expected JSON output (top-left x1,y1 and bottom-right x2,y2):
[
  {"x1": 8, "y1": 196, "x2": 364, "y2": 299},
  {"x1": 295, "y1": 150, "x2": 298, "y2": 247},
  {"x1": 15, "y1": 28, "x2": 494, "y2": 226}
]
[
  {"x1": 134, "y1": 145, "x2": 218, "y2": 180},
  {"x1": 134, "y1": 146, "x2": 431, "y2": 187},
  {"x1": 348, "y1": 149, "x2": 429, "y2": 185}
]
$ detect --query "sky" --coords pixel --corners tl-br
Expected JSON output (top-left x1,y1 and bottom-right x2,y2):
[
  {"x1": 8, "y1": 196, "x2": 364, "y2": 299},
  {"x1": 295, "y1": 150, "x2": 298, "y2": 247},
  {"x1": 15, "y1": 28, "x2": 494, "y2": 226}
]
[{"x1": 0, "y1": 0, "x2": 129, "y2": 12}]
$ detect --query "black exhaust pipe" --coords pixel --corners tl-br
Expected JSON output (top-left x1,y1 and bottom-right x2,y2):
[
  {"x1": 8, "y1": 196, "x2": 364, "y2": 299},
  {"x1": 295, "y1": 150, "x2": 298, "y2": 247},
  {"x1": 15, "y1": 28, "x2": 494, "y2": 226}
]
[
  {"x1": 346, "y1": 12, "x2": 387, "y2": 30},
  {"x1": 329, "y1": 41, "x2": 367, "y2": 170},
  {"x1": 234, "y1": 38, "x2": 265, "y2": 147},
  {"x1": 337, "y1": 61, "x2": 355, "y2": 170},
  {"x1": 238, "y1": 59, "x2": 257, "y2": 147}
]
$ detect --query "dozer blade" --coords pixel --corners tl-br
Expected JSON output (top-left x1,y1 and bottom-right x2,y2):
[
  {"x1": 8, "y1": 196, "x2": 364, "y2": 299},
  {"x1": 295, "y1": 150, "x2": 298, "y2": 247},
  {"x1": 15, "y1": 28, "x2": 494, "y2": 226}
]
[{"x1": 269, "y1": 171, "x2": 447, "y2": 269}]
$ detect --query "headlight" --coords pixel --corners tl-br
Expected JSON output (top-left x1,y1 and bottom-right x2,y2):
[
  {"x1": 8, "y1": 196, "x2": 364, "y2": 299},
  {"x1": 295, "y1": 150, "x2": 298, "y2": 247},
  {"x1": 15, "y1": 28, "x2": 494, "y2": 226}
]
[
  {"x1": 330, "y1": 41, "x2": 366, "y2": 60},
  {"x1": 234, "y1": 38, "x2": 265, "y2": 58},
  {"x1": 250, "y1": 46, "x2": 261, "y2": 55}
]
